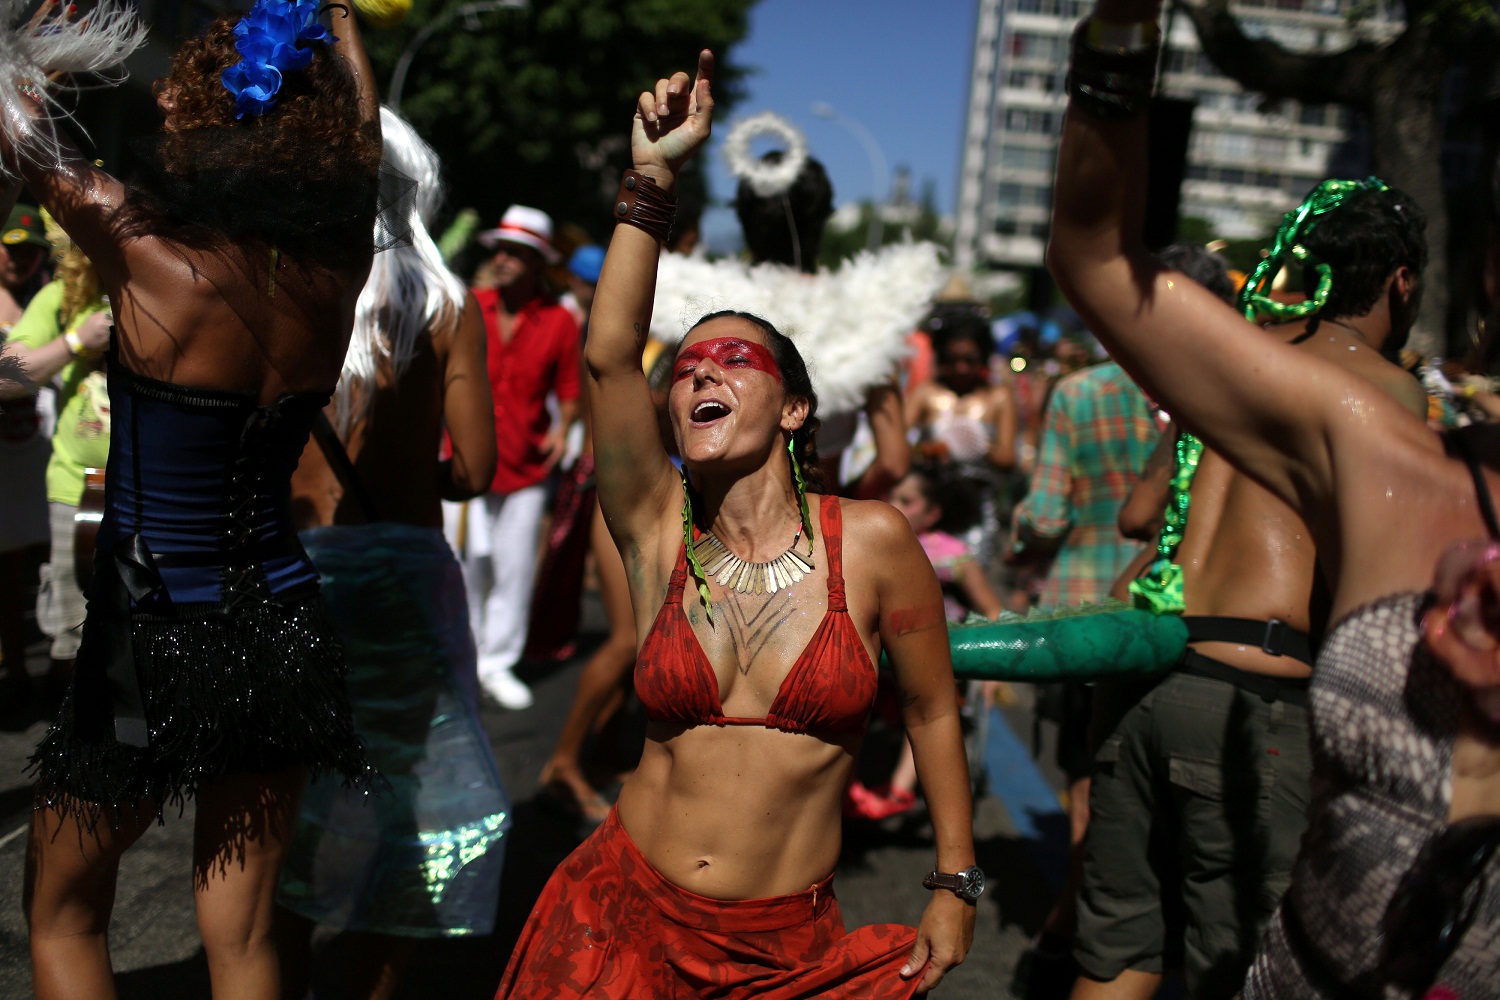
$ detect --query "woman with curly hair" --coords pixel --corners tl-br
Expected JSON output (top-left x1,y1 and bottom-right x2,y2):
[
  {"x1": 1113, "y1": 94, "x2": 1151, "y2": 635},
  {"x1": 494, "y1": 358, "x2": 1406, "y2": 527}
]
[
  {"x1": 4, "y1": 3, "x2": 383, "y2": 997},
  {"x1": 499, "y1": 53, "x2": 976, "y2": 999}
]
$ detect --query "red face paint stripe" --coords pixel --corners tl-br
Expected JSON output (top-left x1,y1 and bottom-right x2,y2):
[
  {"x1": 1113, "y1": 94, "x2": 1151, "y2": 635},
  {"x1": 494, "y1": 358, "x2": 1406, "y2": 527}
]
[{"x1": 674, "y1": 337, "x2": 782, "y2": 384}]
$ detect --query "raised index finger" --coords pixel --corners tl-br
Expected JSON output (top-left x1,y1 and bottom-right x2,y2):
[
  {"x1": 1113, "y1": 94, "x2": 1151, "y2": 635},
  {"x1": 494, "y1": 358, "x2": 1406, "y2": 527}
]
[{"x1": 690, "y1": 49, "x2": 714, "y2": 115}]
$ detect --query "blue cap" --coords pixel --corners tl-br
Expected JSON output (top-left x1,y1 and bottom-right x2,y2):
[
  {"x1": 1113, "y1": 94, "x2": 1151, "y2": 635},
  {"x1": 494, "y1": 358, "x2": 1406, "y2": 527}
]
[{"x1": 568, "y1": 244, "x2": 605, "y2": 284}]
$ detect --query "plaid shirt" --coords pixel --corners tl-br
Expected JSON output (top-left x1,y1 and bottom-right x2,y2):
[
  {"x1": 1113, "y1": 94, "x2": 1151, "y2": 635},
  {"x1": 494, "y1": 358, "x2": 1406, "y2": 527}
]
[{"x1": 1013, "y1": 361, "x2": 1161, "y2": 609}]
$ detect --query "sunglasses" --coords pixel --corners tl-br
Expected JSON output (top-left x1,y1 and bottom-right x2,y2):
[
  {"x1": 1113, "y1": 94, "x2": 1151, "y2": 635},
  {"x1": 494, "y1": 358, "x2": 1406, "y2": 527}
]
[{"x1": 1380, "y1": 816, "x2": 1500, "y2": 993}]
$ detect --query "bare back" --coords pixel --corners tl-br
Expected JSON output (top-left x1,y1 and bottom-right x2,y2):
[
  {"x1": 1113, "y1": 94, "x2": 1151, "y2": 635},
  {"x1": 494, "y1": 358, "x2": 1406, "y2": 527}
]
[
  {"x1": 104, "y1": 228, "x2": 365, "y2": 403},
  {"x1": 290, "y1": 291, "x2": 494, "y2": 528}
]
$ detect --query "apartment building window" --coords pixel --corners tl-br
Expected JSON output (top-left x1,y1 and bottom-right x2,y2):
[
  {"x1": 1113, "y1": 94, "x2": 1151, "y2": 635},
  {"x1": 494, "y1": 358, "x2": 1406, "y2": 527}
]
[
  {"x1": 1255, "y1": 136, "x2": 1288, "y2": 160},
  {"x1": 1003, "y1": 108, "x2": 1059, "y2": 133}
]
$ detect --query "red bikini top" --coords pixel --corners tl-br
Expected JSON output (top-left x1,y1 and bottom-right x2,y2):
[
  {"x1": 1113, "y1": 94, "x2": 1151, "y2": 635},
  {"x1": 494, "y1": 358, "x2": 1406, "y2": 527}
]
[{"x1": 634, "y1": 494, "x2": 879, "y2": 736}]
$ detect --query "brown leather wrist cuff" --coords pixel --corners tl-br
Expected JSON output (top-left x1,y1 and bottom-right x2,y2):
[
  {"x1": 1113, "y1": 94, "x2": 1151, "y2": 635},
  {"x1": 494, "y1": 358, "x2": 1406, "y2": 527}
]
[{"x1": 613, "y1": 170, "x2": 676, "y2": 244}]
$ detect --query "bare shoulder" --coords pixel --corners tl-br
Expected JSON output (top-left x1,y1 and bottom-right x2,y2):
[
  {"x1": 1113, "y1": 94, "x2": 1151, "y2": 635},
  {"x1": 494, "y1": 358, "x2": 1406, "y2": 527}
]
[
  {"x1": 839, "y1": 497, "x2": 925, "y2": 567},
  {"x1": 1296, "y1": 334, "x2": 1428, "y2": 420},
  {"x1": 1355, "y1": 356, "x2": 1427, "y2": 419},
  {"x1": 906, "y1": 378, "x2": 936, "y2": 412}
]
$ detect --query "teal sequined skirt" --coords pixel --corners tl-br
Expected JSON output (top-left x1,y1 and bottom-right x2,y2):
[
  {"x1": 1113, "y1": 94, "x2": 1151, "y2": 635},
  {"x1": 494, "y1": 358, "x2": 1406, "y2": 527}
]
[{"x1": 277, "y1": 524, "x2": 510, "y2": 937}]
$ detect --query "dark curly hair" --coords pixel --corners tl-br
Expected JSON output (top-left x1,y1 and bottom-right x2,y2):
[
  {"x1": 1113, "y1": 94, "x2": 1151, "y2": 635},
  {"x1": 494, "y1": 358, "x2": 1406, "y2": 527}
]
[
  {"x1": 931, "y1": 310, "x2": 996, "y2": 361},
  {"x1": 153, "y1": 13, "x2": 378, "y2": 180},
  {"x1": 1301, "y1": 186, "x2": 1427, "y2": 320},
  {"x1": 734, "y1": 153, "x2": 834, "y2": 275},
  {"x1": 905, "y1": 460, "x2": 983, "y2": 536},
  {"x1": 686, "y1": 309, "x2": 824, "y2": 491},
  {"x1": 1155, "y1": 242, "x2": 1235, "y2": 305}
]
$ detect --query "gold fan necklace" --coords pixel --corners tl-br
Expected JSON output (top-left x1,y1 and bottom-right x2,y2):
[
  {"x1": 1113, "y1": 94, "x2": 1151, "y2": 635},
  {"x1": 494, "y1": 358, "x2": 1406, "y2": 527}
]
[{"x1": 694, "y1": 524, "x2": 814, "y2": 596}]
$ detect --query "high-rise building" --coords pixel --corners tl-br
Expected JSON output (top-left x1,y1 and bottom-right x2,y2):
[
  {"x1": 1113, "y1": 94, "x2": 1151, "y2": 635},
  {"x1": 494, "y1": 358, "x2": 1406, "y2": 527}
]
[{"x1": 954, "y1": 0, "x2": 1397, "y2": 273}]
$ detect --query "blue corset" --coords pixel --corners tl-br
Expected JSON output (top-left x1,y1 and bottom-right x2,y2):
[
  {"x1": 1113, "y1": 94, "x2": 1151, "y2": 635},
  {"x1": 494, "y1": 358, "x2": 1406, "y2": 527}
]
[{"x1": 100, "y1": 360, "x2": 327, "y2": 611}]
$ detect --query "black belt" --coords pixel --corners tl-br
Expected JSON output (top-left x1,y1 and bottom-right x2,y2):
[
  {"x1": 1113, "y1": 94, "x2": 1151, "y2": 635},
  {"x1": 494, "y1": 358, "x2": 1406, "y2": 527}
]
[
  {"x1": 1177, "y1": 648, "x2": 1310, "y2": 708},
  {"x1": 1181, "y1": 615, "x2": 1314, "y2": 666}
]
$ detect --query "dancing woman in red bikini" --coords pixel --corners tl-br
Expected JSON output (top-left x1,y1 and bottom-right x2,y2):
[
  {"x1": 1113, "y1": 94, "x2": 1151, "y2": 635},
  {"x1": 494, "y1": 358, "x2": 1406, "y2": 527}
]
[{"x1": 497, "y1": 53, "x2": 978, "y2": 998}]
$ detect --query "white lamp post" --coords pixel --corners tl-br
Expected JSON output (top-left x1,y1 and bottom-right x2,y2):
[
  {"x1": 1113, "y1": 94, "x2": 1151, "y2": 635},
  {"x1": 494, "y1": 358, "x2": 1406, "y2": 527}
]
[
  {"x1": 388, "y1": 0, "x2": 527, "y2": 111},
  {"x1": 811, "y1": 101, "x2": 889, "y2": 251}
]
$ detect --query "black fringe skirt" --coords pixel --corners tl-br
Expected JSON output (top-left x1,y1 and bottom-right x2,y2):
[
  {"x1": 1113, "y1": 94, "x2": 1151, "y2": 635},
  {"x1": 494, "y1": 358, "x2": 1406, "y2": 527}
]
[{"x1": 30, "y1": 593, "x2": 377, "y2": 824}]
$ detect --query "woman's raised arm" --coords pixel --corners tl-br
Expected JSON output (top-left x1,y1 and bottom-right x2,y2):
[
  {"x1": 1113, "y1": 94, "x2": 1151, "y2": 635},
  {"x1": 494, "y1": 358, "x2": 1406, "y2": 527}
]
[
  {"x1": 1048, "y1": 0, "x2": 1405, "y2": 511},
  {"x1": 331, "y1": 5, "x2": 379, "y2": 125},
  {"x1": 587, "y1": 51, "x2": 714, "y2": 544},
  {"x1": 0, "y1": 4, "x2": 139, "y2": 270}
]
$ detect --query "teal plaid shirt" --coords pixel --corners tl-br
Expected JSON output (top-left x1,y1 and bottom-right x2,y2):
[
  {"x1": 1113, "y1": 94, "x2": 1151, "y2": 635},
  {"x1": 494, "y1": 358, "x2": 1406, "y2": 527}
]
[{"x1": 1013, "y1": 361, "x2": 1161, "y2": 609}]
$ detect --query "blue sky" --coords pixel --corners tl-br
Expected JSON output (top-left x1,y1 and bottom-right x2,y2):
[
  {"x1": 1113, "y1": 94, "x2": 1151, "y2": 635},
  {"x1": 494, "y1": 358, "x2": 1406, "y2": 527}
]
[{"x1": 700, "y1": 0, "x2": 979, "y2": 252}]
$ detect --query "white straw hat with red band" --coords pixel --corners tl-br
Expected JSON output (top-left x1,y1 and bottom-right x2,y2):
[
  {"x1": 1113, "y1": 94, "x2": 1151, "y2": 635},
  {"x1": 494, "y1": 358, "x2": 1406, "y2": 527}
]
[{"x1": 477, "y1": 204, "x2": 561, "y2": 264}]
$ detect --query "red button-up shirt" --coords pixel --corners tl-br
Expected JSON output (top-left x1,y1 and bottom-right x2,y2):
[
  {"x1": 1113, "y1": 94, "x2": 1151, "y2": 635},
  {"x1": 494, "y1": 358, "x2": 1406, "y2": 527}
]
[{"x1": 474, "y1": 288, "x2": 580, "y2": 495}]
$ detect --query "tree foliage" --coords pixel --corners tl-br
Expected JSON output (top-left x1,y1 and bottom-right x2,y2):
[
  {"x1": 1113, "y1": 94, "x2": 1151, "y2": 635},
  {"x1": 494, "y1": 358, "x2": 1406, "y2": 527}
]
[
  {"x1": 818, "y1": 182, "x2": 953, "y2": 269},
  {"x1": 362, "y1": 0, "x2": 757, "y2": 238},
  {"x1": 1178, "y1": 0, "x2": 1499, "y2": 356}
]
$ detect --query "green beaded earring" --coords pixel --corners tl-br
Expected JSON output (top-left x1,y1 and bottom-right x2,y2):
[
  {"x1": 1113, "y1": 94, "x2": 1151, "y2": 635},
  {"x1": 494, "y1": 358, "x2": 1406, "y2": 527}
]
[
  {"x1": 680, "y1": 469, "x2": 714, "y2": 621},
  {"x1": 789, "y1": 436, "x2": 814, "y2": 557}
]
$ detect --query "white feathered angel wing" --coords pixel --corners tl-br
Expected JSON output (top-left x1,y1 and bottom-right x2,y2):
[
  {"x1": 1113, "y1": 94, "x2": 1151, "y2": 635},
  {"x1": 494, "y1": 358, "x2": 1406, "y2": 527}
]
[{"x1": 650, "y1": 242, "x2": 946, "y2": 414}]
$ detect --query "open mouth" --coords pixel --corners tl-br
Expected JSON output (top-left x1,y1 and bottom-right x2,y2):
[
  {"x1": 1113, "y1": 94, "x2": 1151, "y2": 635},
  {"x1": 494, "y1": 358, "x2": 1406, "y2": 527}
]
[{"x1": 691, "y1": 400, "x2": 731, "y2": 424}]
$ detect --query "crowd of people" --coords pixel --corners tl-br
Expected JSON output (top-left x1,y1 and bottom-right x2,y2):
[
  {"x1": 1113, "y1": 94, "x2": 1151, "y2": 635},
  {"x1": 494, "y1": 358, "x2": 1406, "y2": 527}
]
[{"x1": 0, "y1": 0, "x2": 1496, "y2": 998}]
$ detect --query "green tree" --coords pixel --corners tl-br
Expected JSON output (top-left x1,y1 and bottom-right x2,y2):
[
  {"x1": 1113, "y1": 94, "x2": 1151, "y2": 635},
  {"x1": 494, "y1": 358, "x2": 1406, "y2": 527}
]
[
  {"x1": 818, "y1": 177, "x2": 953, "y2": 268},
  {"x1": 364, "y1": 0, "x2": 757, "y2": 239},
  {"x1": 1177, "y1": 0, "x2": 1500, "y2": 357}
]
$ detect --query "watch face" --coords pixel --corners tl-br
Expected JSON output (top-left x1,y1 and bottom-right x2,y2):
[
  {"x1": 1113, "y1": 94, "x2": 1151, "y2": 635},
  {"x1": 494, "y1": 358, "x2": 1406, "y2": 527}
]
[{"x1": 961, "y1": 866, "x2": 985, "y2": 900}]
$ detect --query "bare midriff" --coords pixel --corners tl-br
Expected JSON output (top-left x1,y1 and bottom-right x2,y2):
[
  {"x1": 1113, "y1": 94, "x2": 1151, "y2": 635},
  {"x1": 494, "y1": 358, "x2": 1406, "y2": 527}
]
[{"x1": 616, "y1": 722, "x2": 861, "y2": 900}]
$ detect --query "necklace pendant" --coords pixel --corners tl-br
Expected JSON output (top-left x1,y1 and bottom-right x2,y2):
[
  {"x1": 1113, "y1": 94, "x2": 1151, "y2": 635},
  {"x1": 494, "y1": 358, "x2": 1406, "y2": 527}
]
[{"x1": 697, "y1": 530, "x2": 815, "y2": 597}]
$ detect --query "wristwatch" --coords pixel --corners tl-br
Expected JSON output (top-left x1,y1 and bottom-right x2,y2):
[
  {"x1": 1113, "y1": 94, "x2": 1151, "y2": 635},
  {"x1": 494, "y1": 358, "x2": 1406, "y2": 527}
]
[{"x1": 923, "y1": 865, "x2": 985, "y2": 901}]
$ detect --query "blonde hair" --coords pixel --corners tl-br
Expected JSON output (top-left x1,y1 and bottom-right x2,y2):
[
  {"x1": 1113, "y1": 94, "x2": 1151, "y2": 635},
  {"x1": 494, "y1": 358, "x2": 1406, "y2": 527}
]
[{"x1": 56, "y1": 244, "x2": 102, "y2": 330}]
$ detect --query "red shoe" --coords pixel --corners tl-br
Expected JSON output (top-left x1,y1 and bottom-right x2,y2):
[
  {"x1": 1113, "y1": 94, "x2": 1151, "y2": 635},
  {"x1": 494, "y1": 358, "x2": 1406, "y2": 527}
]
[
  {"x1": 843, "y1": 780, "x2": 876, "y2": 818},
  {"x1": 844, "y1": 781, "x2": 918, "y2": 821}
]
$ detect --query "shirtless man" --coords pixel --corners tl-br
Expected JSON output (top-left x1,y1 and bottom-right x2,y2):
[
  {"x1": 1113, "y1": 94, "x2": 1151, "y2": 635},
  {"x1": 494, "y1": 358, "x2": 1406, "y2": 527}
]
[
  {"x1": 1072, "y1": 188, "x2": 1430, "y2": 1000},
  {"x1": 276, "y1": 109, "x2": 502, "y2": 1000}
]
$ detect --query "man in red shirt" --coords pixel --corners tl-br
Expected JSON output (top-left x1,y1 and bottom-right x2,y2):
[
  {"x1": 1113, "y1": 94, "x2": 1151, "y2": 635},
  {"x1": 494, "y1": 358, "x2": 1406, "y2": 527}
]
[{"x1": 448, "y1": 205, "x2": 579, "y2": 709}]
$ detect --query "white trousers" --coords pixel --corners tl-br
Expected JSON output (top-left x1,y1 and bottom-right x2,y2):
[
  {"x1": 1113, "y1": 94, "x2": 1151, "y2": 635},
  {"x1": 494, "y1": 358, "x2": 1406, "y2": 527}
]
[{"x1": 442, "y1": 484, "x2": 547, "y2": 685}]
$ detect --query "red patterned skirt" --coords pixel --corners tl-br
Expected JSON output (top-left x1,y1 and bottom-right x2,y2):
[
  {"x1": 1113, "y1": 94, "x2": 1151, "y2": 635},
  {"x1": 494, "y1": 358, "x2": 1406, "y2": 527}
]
[{"x1": 497, "y1": 807, "x2": 921, "y2": 998}]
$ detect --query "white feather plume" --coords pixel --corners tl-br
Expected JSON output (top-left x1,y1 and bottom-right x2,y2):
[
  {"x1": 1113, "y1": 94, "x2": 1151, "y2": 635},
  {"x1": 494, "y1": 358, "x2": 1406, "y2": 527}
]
[
  {"x1": 0, "y1": 0, "x2": 148, "y2": 177},
  {"x1": 720, "y1": 111, "x2": 809, "y2": 198},
  {"x1": 650, "y1": 242, "x2": 947, "y2": 414},
  {"x1": 335, "y1": 106, "x2": 467, "y2": 434},
  {"x1": 23, "y1": 0, "x2": 147, "y2": 74}
]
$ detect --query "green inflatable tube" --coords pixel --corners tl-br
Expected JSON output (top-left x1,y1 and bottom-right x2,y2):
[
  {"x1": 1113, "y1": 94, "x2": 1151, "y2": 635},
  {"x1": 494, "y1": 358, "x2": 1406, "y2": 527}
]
[{"x1": 942, "y1": 607, "x2": 1188, "y2": 683}]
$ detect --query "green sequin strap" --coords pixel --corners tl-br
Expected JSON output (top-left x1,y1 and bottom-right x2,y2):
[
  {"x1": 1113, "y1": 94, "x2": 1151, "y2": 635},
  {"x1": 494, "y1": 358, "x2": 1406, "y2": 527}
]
[
  {"x1": 1129, "y1": 432, "x2": 1202, "y2": 614},
  {"x1": 1236, "y1": 176, "x2": 1388, "y2": 325},
  {"x1": 680, "y1": 470, "x2": 714, "y2": 622}
]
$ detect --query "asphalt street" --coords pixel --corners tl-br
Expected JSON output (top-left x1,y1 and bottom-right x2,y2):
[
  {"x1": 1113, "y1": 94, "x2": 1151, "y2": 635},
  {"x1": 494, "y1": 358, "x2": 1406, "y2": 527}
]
[{"x1": 0, "y1": 587, "x2": 1071, "y2": 999}]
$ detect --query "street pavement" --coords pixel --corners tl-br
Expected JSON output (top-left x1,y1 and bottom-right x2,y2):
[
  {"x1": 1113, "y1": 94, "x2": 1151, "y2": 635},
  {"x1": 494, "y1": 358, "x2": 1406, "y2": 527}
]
[{"x1": 0, "y1": 589, "x2": 1071, "y2": 999}]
